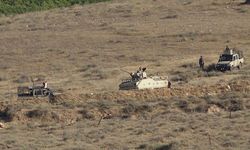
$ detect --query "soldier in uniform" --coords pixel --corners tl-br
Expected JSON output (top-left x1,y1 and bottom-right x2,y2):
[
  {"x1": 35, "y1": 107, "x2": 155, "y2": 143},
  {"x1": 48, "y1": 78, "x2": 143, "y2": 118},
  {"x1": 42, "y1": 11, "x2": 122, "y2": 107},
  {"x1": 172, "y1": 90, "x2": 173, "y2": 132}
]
[
  {"x1": 135, "y1": 66, "x2": 142, "y2": 79},
  {"x1": 199, "y1": 56, "x2": 205, "y2": 70},
  {"x1": 42, "y1": 81, "x2": 48, "y2": 89},
  {"x1": 138, "y1": 66, "x2": 143, "y2": 78},
  {"x1": 168, "y1": 80, "x2": 172, "y2": 88},
  {"x1": 142, "y1": 67, "x2": 147, "y2": 79},
  {"x1": 225, "y1": 45, "x2": 230, "y2": 51}
]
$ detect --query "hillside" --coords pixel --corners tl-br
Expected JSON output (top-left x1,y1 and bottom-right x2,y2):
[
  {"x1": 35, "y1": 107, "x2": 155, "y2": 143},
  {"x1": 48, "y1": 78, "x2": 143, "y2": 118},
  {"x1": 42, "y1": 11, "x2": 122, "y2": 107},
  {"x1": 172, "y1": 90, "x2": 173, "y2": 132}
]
[
  {"x1": 0, "y1": 0, "x2": 110, "y2": 15},
  {"x1": 0, "y1": 0, "x2": 250, "y2": 149}
]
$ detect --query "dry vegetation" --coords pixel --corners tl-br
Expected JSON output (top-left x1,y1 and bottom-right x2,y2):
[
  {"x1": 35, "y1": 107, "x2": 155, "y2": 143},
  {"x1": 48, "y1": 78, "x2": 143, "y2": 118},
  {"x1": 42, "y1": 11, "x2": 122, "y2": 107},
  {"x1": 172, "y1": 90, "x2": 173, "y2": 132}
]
[{"x1": 0, "y1": 0, "x2": 250, "y2": 149}]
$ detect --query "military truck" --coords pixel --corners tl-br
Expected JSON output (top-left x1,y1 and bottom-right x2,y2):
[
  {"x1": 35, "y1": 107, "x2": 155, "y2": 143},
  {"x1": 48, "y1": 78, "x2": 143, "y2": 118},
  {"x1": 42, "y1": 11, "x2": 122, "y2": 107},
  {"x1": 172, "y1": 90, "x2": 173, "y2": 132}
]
[
  {"x1": 119, "y1": 68, "x2": 169, "y2": 90},
  {"x1": 216, "y1": 48, "x2": 244, "y2": 71},
  {"x1": 17, "y1": 80, "x2": 54, "y2": 99},
  {"x1": 17, "y1": 86, "x2": 53, "y2": 97}
]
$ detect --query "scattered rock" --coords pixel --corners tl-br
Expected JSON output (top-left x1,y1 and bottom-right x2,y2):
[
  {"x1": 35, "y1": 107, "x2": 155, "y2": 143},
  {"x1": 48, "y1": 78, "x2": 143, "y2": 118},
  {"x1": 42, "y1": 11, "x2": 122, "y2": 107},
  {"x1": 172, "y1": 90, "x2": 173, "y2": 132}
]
[
  {"x1": 0, "y1": 122, "x2": 5, "y2": 129},
  {"x1": 226, "y1": 85, "x2": 231, "y2": 91},
  {"x1": 208, "y1": 105, "x2": 221, "y2": 114}
]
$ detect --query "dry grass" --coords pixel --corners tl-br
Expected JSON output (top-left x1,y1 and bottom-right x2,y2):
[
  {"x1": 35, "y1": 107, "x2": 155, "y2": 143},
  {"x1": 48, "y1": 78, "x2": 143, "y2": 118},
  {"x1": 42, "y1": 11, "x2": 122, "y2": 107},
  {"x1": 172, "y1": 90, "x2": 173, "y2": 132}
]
[{"x1": 0, "y1": 0, "x2": 250, "y2": 149}]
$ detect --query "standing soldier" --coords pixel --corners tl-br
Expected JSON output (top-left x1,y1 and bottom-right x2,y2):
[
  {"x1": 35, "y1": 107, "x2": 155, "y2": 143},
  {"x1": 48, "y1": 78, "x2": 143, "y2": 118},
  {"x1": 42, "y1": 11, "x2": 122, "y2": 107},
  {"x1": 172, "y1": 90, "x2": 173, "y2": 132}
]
[
  {"x1": 142, "y1": 67, "x2": 147, "y2": 79},
  {"x1": 42, "y1": 81, "x2": 48, "y2": 89},
  {"x1": 225, "y1": 45, "x2": 230, "y2": 51},
  {"x1": 168, "y1": 80, "x2": 172, "y2": 88},
  {"x1": 137, "y1": 66, "x2": 143, "y2": 79},
  {"x1": 199, "y1": 56, "x2": 205, "y2": 70}
]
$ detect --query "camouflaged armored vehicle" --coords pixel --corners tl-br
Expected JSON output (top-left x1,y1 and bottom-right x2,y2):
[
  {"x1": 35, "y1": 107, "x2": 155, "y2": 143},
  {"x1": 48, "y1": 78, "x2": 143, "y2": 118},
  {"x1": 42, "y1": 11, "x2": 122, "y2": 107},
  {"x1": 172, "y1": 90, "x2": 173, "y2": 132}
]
[{"x1": 119, "y1": 68, "x2": 169, "y2": 90}]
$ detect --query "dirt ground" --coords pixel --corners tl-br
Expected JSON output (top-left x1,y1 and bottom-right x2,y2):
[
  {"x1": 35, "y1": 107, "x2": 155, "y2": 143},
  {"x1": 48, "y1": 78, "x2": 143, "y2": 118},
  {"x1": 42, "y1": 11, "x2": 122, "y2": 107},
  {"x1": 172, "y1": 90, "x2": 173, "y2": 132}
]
[{"x1": 0, "y1": 0, "x2": 250, "y2": 149}]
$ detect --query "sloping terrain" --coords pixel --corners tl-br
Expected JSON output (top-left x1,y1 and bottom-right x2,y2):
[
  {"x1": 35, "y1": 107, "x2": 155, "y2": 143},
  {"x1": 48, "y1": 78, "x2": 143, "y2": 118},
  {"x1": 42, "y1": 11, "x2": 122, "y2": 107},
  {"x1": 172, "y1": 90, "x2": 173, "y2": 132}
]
[
  {"x1": 0, "y1": 0, "x2": 110, "y2": 15},
  {"x1": 0, "y1": 0, "x2": 250, "y2": 149}
]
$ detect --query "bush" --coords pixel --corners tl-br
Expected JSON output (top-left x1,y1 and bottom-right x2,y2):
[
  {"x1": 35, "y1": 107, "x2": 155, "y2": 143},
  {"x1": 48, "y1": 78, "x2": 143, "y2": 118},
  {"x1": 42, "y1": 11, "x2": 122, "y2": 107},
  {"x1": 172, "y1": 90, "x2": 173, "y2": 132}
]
[
  {"x1": 0, "y1": 0, "x2": 111, "y2": 15},
  {"x1": 78, "y1": 109, "x2": 94, "y2": 119},
  {"x1": 121, "y1": 102, "x2": 152, "y2": 118},
  {"x1": 26, "y1": 109, "x2": 49, "y2": 118},
  {"x1": 205, "y1": 63, "x2": 216, "y2": 72},
  {"x1": 0, "y1": 105, "x2": 21, "y2": 122}
]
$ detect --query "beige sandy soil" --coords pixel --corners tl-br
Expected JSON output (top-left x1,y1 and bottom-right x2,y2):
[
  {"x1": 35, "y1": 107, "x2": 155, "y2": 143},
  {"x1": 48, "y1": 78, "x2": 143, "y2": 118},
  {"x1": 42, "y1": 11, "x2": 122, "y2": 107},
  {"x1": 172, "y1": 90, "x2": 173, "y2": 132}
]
[{"x1": 0, "y1": 0, "x2": 250, "y2": 149}]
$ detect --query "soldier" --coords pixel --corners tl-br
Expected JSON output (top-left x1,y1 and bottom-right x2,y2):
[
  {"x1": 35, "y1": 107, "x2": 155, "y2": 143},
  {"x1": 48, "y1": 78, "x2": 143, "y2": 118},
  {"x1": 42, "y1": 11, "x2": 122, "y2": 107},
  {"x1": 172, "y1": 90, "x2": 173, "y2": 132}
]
[
  {"x1": 168, "y1": 81, "x2": 172, "y2": 88},
  {"x1": 199, "y1": 56, "x2": 205, "y2": 70},
  {"x1": 138, "y1": 66, "x2": 142, "y2": 71},
  {"x1": 42, "y1": 81, "x2": 48, "y2": 89},
  {"x1": 136, "y1": 71, "x2": 142, "y2": 80},
  {"x1": 139, "y1": 66, "x2": 143, "y2": 76},
  {"x1": 137, "y1": 66, "x2": 143, "y2": 79},
  {"x1": 225, "y1": 45, "x2": 230, "y2": 51},
  {"x1": 142, "y1": 67, "x2": 147, "y2": 79},
  {"x1": 130, "y1": 72, "x2": 135, "y2": 80}
]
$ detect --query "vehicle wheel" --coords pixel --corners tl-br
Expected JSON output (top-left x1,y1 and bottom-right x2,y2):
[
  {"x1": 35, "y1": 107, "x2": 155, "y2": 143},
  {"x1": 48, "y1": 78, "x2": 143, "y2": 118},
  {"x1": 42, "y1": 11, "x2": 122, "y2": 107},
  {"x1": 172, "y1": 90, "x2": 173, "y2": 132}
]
[{"x1": 43, "y1": 89, "x2": 50, "y2": 96}]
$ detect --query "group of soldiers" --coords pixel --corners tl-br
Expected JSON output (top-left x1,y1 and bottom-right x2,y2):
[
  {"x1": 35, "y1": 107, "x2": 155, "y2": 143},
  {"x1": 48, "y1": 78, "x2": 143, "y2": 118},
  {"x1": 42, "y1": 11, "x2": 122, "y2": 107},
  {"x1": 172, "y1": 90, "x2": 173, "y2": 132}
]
[{"x1": 130, "y1": 66, "x2": 147, "y2": 80}]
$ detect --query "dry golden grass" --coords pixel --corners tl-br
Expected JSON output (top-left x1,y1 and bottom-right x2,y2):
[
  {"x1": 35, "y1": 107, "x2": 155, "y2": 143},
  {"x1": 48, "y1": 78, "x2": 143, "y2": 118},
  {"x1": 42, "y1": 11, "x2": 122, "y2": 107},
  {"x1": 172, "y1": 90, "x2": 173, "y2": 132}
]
[{"x1": 0, "y1": 0, "x2": 250, "y2": 149}]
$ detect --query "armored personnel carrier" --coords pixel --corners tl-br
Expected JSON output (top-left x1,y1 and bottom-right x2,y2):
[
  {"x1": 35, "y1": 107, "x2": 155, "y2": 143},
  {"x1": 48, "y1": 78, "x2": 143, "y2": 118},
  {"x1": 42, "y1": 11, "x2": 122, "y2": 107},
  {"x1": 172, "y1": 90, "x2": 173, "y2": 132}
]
[{"x1": 119, "y1": 68, "x2": 169, "y2": 90}]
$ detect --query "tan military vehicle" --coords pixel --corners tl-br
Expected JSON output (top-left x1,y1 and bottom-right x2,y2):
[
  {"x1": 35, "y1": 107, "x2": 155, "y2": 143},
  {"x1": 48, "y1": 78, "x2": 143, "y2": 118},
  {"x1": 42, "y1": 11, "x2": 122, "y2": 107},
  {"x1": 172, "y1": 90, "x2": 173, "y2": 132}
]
[{"x1": 119, "y1": 68, "x2": 169, "y2": 90}]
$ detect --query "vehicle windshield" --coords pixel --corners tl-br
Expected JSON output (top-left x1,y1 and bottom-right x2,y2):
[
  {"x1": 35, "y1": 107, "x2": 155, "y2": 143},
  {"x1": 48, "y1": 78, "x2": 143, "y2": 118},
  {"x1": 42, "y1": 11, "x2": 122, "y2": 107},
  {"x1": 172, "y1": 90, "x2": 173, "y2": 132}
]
[{"x1": 219, "y1": 54, "x2": 232, "y2": 61}]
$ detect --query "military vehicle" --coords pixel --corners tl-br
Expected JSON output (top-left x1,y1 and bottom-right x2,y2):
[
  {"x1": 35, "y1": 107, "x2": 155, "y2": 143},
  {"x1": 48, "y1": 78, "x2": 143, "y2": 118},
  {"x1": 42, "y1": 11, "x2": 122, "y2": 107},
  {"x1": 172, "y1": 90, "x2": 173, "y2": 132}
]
[
  {"x1": 119, "y1": 68, "x2": 169, "y2": 90},
  {"x1": 17, "y1": 86, "x2": 53, "y2": 98},
  {"x1": 216, "y1": 48, "x2": 244, "y2": 71},
  {"x1": 17, "y1": 79, "x2": 54, "y2": 98}
]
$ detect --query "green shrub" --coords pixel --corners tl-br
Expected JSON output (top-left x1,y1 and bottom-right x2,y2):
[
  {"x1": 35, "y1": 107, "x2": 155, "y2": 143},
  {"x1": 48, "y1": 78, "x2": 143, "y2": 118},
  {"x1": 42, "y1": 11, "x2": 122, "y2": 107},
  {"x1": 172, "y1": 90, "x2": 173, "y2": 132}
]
[{"x1": 0, "y1": 0, "x2": 111, "y2": 15}]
